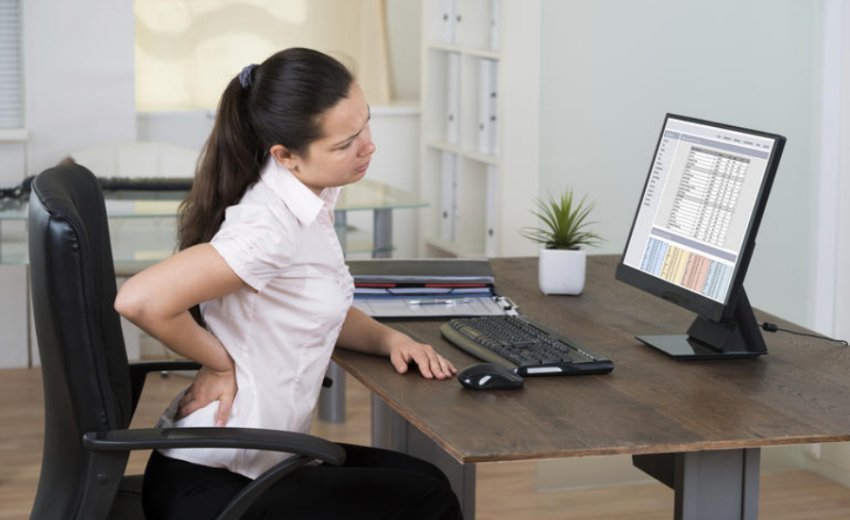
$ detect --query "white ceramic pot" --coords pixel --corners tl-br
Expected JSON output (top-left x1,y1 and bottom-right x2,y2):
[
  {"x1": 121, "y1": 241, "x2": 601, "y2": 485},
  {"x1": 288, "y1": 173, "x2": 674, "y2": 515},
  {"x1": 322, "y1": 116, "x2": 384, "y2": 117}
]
[{"x1": 538, "y1": 247, "x2": 586, "y2": 295}]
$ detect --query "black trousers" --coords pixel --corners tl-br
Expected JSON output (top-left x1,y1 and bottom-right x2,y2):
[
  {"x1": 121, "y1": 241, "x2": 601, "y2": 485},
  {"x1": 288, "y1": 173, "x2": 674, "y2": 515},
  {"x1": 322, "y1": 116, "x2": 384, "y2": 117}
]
[{"x1": 142, "y1": 444, "x2": 463, "y2": 520}]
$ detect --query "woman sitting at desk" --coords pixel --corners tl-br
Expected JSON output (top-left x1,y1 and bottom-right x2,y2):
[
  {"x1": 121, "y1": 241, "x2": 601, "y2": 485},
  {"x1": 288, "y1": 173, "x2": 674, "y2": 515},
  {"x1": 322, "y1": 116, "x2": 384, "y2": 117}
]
[{"x1": 116, "y1": 47, "x2": 461, "y2": 520}]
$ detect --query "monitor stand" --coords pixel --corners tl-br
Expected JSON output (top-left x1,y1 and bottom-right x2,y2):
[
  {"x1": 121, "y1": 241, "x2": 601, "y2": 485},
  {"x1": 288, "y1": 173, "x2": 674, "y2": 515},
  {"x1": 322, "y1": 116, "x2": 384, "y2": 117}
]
[{"x1": 637, "y1": 290, "x2": 767, "y2": 360}]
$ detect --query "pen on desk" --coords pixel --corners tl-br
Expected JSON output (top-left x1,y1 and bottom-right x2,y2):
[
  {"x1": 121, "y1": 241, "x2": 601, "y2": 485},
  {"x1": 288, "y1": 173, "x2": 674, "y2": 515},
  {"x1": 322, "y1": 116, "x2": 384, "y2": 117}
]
[{"x1": 407, "y1": 298, "x2": 470, "y2": 306}]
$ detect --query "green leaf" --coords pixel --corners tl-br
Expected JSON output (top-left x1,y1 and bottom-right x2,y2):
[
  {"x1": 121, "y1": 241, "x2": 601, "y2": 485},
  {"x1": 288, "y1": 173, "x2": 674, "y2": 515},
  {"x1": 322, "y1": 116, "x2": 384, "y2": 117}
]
[{"x1": 520, "y1": 188, "x2": 603, "y2": 249}]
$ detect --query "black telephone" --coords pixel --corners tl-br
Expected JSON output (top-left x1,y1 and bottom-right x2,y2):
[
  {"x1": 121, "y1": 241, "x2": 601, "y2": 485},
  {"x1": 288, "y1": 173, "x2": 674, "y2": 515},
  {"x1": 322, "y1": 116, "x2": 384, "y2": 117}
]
[{"x1": 0, "y1": 176, "x2": 34, "y2": 201}]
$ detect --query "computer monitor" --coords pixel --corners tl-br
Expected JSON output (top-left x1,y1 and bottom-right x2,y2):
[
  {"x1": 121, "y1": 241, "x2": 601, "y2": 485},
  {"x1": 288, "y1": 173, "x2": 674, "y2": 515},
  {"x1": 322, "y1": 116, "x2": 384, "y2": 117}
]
[{"x1": 615, "y1": 114, "x2": 785, "y2": 359}]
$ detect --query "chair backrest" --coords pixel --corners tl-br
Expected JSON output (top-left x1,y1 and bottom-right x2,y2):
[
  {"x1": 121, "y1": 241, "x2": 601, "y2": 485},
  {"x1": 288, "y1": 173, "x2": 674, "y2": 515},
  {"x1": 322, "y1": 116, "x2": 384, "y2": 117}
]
[
  {"x1": 28, "y1": 164, "x2": 134, "y2": 520},
  {"x1": 68, "y1": 141, "x2": 199, "y2": 178}
]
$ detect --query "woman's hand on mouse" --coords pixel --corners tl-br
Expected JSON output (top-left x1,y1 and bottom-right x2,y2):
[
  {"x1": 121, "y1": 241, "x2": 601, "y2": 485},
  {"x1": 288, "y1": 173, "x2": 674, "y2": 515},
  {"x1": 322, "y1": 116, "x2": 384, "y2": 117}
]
[{"x1": 388, "y1": 335, "x2": 457, "y2": 380}]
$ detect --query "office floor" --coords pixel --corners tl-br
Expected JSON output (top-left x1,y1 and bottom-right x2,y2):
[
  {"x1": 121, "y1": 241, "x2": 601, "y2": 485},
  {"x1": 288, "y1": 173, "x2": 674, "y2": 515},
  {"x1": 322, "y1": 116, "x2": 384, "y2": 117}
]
[{"x1": 3, "y1": 364, "x2": 850, "y2": 519}]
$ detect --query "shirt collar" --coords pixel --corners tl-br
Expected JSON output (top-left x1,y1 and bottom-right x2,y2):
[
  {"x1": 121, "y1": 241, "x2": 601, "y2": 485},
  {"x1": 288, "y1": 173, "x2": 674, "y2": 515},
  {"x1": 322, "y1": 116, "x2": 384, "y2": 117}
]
[{"x1": 260, "y1": 158, "x2": 334, "y2": 226}]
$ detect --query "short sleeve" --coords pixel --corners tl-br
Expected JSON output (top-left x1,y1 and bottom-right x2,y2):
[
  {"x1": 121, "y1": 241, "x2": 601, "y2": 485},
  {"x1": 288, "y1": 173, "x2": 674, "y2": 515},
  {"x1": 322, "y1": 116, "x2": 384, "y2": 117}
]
[{"x1": 210, "y1": 204, "x2": 299, "y2": 291}]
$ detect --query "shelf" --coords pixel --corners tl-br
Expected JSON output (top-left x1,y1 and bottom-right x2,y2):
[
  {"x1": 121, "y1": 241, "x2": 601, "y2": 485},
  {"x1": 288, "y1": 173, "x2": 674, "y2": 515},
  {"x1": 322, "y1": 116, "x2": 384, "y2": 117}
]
[
  {"x1": 426, "y1": 141, "x2": 499, "y2": 165},
  {"x1": 424, "y1": 236, "x2": 486, "y2": 259},
  {"x1": 426, "y1": 43, "x2": 500, "y2": 60},
  {"x1": 337, "y1": 178, "x2": 427, "y2": 211},
  {"x1": 420, "y1": 0, "x2": 540, "y2": 258}
]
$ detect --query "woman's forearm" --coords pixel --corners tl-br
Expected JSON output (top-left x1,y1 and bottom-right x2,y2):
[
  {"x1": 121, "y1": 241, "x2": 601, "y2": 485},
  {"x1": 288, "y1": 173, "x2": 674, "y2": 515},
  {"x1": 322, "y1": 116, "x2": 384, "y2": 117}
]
[
  {"x1": 336, "y1": 306, "x2": 457, "y2": 379},
  {"x1": 114, "y1": 244, "x2": 244, "y2": 370},
  {"x1": 336, "y1": 306, "x2": 401, "y2": 355},
  {"x1": 130, "y1": 308, "x2": 233, "y2": 371}
]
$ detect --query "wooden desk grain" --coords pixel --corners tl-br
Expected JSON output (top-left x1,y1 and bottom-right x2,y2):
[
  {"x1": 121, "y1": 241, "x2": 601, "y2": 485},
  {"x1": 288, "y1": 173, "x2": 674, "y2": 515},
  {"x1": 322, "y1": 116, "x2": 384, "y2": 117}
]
[{"x1": 334, "y1": 255, "x2": 850, "y2": 464}]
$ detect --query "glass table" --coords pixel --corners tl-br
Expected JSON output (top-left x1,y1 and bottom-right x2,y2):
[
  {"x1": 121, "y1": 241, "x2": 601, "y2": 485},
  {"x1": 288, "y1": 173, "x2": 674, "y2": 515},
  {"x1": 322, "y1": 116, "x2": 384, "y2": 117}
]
[{"x1": 0, "y1": 178, "x2": 427, "y2": 267}]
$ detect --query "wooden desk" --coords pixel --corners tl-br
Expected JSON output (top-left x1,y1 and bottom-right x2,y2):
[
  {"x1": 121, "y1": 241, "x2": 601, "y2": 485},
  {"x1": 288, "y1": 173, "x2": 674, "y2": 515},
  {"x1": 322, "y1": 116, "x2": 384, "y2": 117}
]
[{"x1": 333, "y1": 255, "x2": 850, "y2": 520}]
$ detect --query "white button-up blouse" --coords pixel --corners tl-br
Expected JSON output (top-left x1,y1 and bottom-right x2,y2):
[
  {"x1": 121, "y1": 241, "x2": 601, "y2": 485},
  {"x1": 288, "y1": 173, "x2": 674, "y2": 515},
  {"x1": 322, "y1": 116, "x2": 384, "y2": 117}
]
[{"x1": 158, "y1": 158, "x2": 354, "y2": 479}]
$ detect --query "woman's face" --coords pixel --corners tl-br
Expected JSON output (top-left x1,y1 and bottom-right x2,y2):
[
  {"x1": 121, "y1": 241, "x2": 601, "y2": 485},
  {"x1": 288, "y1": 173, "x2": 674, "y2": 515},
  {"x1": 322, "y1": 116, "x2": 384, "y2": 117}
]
[{"x1": 275, "y1": 83, "x2": 375, "y2": 195}]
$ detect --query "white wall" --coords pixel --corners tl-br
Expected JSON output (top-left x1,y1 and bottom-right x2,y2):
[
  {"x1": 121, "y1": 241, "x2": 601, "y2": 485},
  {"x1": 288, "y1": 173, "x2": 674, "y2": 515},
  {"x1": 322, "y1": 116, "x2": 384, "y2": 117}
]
[
  {"x1": 23, "y1": 0, "x2": 136, "y2": 175},
  {"x1": 817, "y1": 0, "x2": 850, "y2": 344},
  {"x1": 137, "y1": 110, "x2": 215, "y2": 151},
  {"x1": 385, "y1": 0, "x2": 422, "y2": 101},
  {"x1": 0, "y1": 0, "x2": 137, "y2": 368},
  {"x1": 539, "y1": 0, "x2": 821, "y2": 328},
  {"x1": 807, "y1": 0, "x2": 850, "y2": 488}
]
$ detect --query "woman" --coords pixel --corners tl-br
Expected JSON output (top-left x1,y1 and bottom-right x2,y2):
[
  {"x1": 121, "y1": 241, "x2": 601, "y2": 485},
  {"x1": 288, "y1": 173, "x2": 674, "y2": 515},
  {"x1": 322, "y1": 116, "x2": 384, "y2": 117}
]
[{"x1": 115, "y1": 48, "x2": 461, "y2": 520}]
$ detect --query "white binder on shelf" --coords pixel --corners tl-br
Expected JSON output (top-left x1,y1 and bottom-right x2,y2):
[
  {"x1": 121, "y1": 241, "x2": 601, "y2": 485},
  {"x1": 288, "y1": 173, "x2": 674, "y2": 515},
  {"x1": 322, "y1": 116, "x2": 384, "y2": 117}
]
[
  {"x1": 485, "y1": 165, "x2": 498, "y2": 256},
  {"x1": 489, "y1": 0, "x2": 501, "y2": 51},
  {"x1": 440, "y1": 152, "x2": 458, "y2": 242},
  {"x1": 477, "y1": 59, "x2": 498, "y2": 155},
  {"x1": 446, "y1": 52, "x2": 461, "y2": 144},
  {"x1": 488, "y1": 60, "x2": 499, "y2": 154},
  {"x1": 439, "y1": 0, "x2": 457, "y2": 43}
]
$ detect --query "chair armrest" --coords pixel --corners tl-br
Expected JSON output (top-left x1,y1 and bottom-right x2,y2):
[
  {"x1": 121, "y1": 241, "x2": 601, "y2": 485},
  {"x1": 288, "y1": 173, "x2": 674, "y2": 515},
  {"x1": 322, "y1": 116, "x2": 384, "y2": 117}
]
[
  {"x1": 130, "y1": 360, "x2": 201, "y2": 374},
  {"x1": 83, "y1": 427, "x2": 345, "y2": 466},
  {"x1": 83, "y1": 427, "x2": 345, "y2": 520}
]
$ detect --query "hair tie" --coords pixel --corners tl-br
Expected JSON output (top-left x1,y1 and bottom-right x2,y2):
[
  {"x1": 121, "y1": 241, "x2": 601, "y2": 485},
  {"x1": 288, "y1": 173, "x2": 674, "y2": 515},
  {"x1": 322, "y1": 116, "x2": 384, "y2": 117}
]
[{"x1": 239, "y1": 64, "x2": 258, "y2": 89}]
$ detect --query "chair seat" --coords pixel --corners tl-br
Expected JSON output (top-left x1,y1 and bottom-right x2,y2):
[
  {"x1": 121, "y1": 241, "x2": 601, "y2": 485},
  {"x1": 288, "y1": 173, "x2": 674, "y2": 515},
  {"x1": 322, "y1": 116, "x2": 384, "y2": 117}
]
[{"x1": 109, "y1": 475, "x2": 145, "y2": 520}]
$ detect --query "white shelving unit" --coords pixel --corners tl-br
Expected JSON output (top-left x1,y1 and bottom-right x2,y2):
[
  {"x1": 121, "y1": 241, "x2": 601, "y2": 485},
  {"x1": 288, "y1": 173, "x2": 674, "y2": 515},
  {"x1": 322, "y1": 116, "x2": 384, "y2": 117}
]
[{"x1": 419, "y1": 0, "x2": 540, "y2": 258}]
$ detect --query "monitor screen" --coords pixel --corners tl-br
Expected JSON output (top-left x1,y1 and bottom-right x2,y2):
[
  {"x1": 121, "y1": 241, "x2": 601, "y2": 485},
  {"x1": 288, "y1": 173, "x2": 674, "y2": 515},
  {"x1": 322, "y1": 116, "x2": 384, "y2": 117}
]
[{"x1": 616, "y1": 114, "x2": 785, "y2": 359}]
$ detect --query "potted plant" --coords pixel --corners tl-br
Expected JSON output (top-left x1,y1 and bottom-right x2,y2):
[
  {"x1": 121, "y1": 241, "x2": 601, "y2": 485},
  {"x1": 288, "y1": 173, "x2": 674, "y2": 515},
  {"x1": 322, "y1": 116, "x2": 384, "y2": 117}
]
[{"x1": 521, "y1": 189, "x2": 602, "y2": 295}]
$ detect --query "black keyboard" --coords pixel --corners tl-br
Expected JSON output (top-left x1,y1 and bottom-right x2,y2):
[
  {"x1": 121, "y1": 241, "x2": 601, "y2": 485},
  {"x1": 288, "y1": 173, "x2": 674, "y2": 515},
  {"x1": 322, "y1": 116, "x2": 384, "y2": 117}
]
[
  {"x1": 441, "y1": 315, "x2": 614, "y2": 376},
  {"x1": 97, "y1": 177, "x2": 193, "y2": 191}
]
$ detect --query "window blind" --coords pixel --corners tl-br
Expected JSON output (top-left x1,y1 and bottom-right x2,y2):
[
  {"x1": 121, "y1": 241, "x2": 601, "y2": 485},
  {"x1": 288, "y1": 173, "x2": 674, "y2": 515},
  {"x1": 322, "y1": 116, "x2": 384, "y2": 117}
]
[{"x1": 0, "y1": 0, "x2": 22, "y2": 129}]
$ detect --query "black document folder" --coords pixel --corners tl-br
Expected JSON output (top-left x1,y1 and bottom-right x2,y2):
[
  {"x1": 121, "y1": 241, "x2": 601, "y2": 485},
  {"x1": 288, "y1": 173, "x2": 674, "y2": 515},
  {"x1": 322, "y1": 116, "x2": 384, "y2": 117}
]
[{"x1": 349, "y1": 258, "x2": 495, "y2": 285}]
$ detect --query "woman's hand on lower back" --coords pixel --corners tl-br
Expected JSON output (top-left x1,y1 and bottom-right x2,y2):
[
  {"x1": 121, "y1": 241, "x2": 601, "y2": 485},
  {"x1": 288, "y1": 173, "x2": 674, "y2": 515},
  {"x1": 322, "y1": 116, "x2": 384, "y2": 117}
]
[{"x1": 177, "y1": 361, "x2": 238, "y2": 427}]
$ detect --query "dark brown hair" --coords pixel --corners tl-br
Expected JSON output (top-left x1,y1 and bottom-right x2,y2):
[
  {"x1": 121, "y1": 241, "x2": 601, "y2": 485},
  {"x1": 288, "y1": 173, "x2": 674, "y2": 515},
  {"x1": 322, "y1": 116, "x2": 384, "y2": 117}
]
[{"x1": 178, "y1": 47, "x2": 354, "y2": 250}]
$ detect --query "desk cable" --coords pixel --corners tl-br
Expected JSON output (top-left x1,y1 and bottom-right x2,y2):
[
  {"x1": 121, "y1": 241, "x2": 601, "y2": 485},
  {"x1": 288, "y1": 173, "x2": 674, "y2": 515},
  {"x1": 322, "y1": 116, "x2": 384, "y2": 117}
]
[{"x1": 761, "y1": 322, "x2": 848, "y2": 346}]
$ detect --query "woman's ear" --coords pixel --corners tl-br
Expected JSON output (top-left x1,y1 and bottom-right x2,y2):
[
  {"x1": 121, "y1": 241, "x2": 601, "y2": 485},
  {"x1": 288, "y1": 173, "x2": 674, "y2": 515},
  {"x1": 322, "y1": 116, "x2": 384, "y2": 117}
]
[{"x1": 269, "y1": 144, "x2": 298, "y2": 171}]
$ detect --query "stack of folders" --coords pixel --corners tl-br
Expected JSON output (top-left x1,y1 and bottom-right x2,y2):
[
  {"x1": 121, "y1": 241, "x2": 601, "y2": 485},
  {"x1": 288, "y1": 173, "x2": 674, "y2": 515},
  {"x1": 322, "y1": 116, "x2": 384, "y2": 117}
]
[{"x1": 347, "y1": 259, "x2": 516, "y2": 319}]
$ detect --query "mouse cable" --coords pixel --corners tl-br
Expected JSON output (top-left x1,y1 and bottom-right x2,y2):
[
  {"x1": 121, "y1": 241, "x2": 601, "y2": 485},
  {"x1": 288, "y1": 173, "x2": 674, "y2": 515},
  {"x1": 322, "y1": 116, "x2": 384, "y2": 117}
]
[{"x1": 761, "y1": 322, "x2": 848, "y2": 346}]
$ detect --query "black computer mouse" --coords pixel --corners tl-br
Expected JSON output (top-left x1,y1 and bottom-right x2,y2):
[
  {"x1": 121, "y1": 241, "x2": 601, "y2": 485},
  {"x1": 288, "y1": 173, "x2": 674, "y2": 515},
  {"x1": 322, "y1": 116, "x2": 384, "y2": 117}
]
[{"x1": 458, "y1": 363, "x2": 524, "y2": 390}]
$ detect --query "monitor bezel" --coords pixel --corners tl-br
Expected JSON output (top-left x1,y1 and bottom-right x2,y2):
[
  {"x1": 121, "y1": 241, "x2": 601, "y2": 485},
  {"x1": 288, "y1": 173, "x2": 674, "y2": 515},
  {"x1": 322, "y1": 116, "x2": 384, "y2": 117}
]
[{"x1": 615, "y1": 113, "x2": 786, "y2": 324}]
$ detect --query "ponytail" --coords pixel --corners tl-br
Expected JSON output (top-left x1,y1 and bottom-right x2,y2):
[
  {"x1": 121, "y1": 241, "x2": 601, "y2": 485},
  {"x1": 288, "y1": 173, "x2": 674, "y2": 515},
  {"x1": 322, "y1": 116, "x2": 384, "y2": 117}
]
[
  {"x1": 178, "y1": 78, "x2": 262, "y2": 250},
  {"x1": 177, "y1": 48, "x2": 354, "y2": 251}
]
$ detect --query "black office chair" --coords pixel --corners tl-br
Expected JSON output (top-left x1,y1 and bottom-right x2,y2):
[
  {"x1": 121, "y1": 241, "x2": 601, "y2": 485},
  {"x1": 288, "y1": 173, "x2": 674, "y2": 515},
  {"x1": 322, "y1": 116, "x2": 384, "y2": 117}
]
[{"x1": 28, "y1": 163, "x2": 345, "y2": 520}]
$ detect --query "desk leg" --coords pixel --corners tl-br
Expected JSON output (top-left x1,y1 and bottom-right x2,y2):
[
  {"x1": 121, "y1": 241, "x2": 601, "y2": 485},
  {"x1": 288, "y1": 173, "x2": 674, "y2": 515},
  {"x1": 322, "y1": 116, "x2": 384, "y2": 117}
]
[
  {"x1": 633, "y1": 448, "x2": 760, "y2": 520},
  {"x1": 318, "y1": 361, "x2": 346, "y2": 423},
  {"x1": 371, "y1": 394, "x2": 409, "y2": 451},
  {"x1": 319, "y1": 208, "x2": 393, "y2": 422},
  {"x1": 372, "y1": 396, "x2": 477, "y2": 519},
  {"x1": 373, "y1": 208, "x2": 392, "y2": 258},
  {"x1": 319, "y1": 211, "x2": 349, "y2": 423}
]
